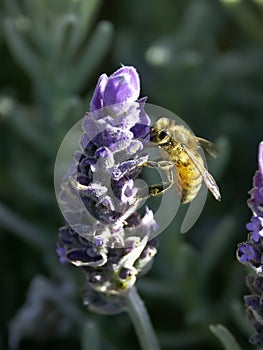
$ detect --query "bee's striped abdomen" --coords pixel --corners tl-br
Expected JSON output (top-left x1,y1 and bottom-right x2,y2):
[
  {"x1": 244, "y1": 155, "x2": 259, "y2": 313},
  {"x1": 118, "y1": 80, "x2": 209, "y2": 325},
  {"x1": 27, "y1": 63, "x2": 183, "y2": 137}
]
[{"x1": 176, "y1": 156, "x2": 203, "y2": 204}]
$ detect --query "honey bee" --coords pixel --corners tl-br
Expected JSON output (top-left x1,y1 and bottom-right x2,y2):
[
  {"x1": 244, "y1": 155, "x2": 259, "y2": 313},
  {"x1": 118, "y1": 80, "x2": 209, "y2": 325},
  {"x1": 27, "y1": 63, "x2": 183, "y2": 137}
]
[{"x1": 145, "y1": 117, "x2": 221, "y2": 203}]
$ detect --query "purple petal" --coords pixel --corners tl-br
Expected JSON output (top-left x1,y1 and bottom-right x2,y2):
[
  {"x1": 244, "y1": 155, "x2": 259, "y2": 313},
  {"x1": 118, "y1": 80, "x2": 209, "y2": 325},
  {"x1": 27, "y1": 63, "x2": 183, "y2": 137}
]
[
  {"x1": 113, "y1": 66, "x2": 140, "y2": 95},
  {"x1": 244, "y1": 295, "x2": 260, "y2": 310},
  {"x1": 95, "y1": 147, "x2": 111, "y2": 159},
  {"x1": 90, "y1": 73, "x2": 108, "y2": 111},
  {"x1": 259, "y1": 141, "x2": 263, "y2": 177},
  {"x1": 251, "y1": 230, "x2": 261, "y2": 242},
  {"x1": 237, "y1": 243, "x2": 258, "y2": 262},
  {"x1": 67, "y1": 249, "x2": 102, "y2": 265},
  {"x1": 120, "y1": 180, "x2": 137, "y2": 204},
  {"x1": 80, "y1": 183, "x2": 108, "y2": 200},
  {"x1": 246, "y1": 216, "x2": 263, "y2": 242},
  {"x1": 131, "y1": 124, "x2": 150, "y2": 140},
  {"x1": 130, "y1": 98, "x2": 150, "y2": 139},
  {"x1": 56, "y1": 243, "x2": 68, "y2": 264},
  {"x1": 93, "y1": 236, "x2": 104, "y2": 247},
  {"x1": 253, "y1": 171, "x2": 263, "y2": 188},
  {"x1": 103, "y1": 66, "x2": 140, "y2": 106},
  {"x1": 142, "y1": 207, "x2": 158, "y2": 231},
  {"x1": 80, "y1": 133, "x2": 90, "y2": 150},
  {"x1": 59, "y1": 226, "x2": 74, "y2": 244},
  {"x1": 92, "y1": 128, "x2": 132, "y2": 149}
]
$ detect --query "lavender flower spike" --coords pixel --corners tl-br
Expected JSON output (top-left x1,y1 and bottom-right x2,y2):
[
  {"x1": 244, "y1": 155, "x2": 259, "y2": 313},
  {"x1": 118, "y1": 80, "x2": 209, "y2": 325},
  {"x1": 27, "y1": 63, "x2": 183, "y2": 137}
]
[
  {"x1": 57, "y1": 66, "x2": 158, "y2": 314},
  {"x1": 237, "y1": 141, "x2": 263, "y2": 347}
]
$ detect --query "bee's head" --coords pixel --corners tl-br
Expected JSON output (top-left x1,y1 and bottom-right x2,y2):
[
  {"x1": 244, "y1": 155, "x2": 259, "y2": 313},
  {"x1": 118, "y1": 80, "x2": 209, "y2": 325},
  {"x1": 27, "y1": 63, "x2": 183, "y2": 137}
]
[{"x1": 150, "y1": 127, "x2": 171, "y2": 145}]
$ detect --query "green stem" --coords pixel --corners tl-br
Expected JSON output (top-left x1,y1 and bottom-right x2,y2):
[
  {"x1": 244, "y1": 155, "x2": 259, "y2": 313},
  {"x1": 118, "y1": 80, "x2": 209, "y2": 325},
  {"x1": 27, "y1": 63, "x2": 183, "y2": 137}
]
[{"x1": 125, "y1": 286, "x2": 160, "y2": 350}]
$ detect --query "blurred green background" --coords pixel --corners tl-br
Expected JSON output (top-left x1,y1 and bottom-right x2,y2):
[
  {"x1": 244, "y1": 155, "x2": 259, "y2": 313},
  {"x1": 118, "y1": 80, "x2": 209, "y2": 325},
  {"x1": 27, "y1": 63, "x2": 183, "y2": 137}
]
[{"x1": 0, "y1": 0, "x2": 262, "y2": 349}]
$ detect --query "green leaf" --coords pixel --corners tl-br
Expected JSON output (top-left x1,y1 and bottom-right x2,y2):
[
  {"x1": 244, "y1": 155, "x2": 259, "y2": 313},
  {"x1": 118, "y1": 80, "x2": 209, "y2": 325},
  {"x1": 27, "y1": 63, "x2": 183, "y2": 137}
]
[
  {"x1": 3, "y1": 18, "x2": 49, "y2": 99},
  {"x1": 69, "y1": 20, "x2": 114, "y2": 93},
  {"x1": 0, "y1": 201, "x2": 50, "y2": 250},
  {"x1": 3, "y1": 19, "x2": 40, "y2": 79},
  {"x1": 9, "y1": 106, "x2": 52, "y2": 155},
  {"x1": 62, "y1": 0, "x2": 103, "y2": 62},
  {"x1": 210, "y1": 324, "x2": 243, "y2": 350}
]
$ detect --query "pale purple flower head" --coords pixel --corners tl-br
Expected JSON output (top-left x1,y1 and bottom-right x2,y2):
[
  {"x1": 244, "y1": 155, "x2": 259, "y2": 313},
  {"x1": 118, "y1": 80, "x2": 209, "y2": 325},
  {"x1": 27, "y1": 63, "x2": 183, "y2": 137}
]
[
  {"x1": 237, "y1": 141, "x2": 263, "y2": 346},
  {"x1": 57, "y1": 66, "x2": 158, "y2": 313},
  {"x1": 248, "y1": 142, "x2": 263, "y2": 218},
  {"x1": 237, "y1": 142, "x2": 263, "y2": 272}
]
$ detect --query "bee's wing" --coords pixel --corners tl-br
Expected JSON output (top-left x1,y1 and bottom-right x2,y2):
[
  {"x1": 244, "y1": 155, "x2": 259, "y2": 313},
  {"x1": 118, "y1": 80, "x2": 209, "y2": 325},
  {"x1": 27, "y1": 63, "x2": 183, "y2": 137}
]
[
  {"x1": 196, "y1": 137, "x2": 219, "y2": 158},
  {"x1": 181, "y1": 144, "x2": 221, "y2": 201}
]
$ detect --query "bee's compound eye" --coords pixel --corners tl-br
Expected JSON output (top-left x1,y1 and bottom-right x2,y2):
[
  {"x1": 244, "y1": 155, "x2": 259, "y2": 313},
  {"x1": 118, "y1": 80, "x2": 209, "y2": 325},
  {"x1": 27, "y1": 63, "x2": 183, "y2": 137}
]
[{"x1": 159, "y1": 130, "x2": 168, "y2": 140}]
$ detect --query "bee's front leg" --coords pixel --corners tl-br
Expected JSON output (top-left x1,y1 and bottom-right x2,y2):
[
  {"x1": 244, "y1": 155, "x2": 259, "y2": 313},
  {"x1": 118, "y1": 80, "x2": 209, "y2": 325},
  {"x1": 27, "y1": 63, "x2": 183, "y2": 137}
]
[
  {"x1": 144, "y1": 160, "x2": 175, "y2": 183},
  {"x1": 137, "y1": 160, "x2": 177, "y2": 199}
]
